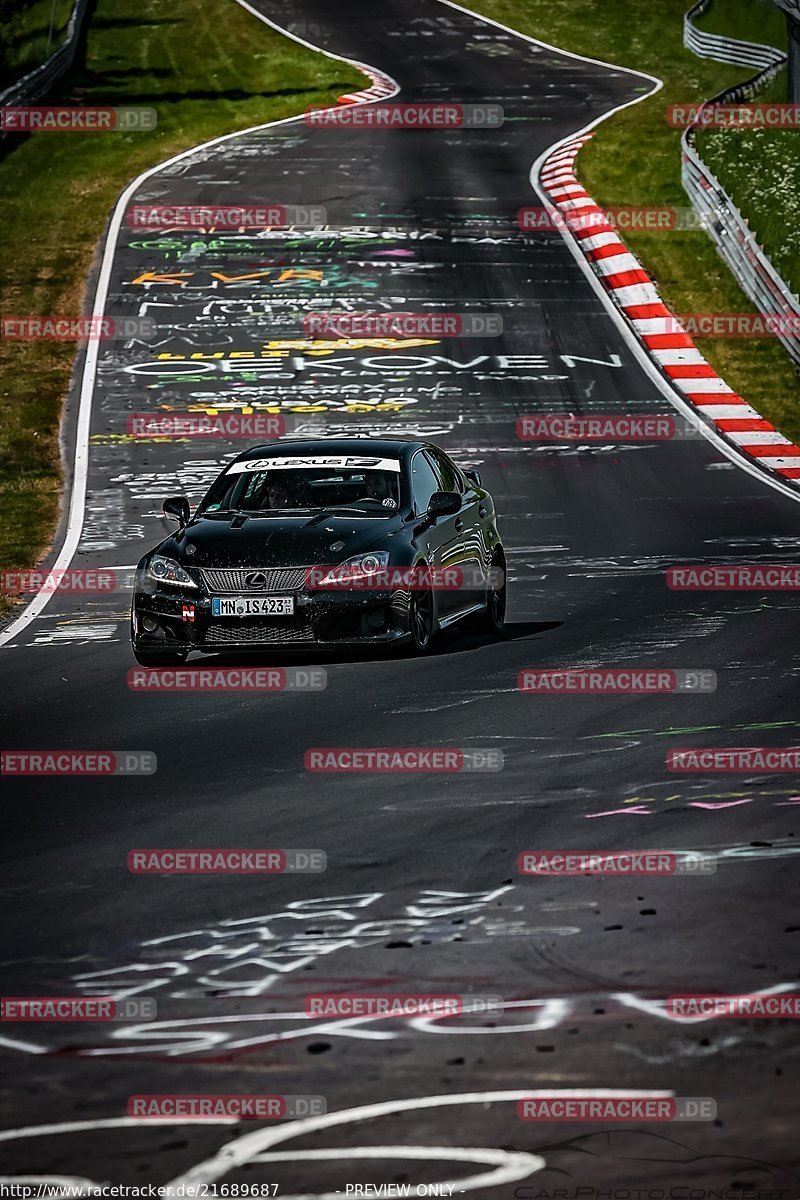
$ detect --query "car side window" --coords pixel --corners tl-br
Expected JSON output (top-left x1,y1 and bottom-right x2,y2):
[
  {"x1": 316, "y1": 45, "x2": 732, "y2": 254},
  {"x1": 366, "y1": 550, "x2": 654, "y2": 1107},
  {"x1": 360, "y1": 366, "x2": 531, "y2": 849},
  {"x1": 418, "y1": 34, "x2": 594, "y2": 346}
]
[
  {"x1": 411, "y1": 451, "x2": 443, "y2": 514},
  {"x1": 241, "y1": 473, "x2": 267, "y2": 508},
  {"x1": 428, "y1": 449, "x2": 462, "y2": 494}
]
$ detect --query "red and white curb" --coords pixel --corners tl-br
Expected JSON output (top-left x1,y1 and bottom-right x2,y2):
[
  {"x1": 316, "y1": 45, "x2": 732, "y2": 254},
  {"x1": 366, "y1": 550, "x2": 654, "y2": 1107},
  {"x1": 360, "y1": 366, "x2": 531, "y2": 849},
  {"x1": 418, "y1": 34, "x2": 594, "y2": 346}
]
[
  {"x1": 338, "y1": 67, "x2": 397, "y2": 105},
  {"x1": 539, "y1": 135, "x2": 800, "y2": 483}
]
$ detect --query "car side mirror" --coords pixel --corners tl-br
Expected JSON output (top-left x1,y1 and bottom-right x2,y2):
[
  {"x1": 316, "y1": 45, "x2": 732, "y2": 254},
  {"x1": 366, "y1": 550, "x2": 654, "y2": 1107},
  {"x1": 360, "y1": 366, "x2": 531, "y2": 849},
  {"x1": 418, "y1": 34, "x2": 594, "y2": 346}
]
[
  {"x1": 163, "y1": 496, "x2": 191, "y2": 526},
  {"x1": 427, "y1": 490, "x2": 461, "y2": 520},
  {"x1": 464, "y1": 469, "x2": 482, "y2": 487}
]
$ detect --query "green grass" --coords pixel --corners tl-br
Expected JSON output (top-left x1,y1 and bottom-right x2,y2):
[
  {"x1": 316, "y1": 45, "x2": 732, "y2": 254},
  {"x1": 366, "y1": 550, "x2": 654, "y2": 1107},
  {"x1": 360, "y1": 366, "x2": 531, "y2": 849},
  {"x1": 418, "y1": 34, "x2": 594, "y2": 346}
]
[
  {"x1": 698, "y1": 120, "x2": 800, "y2": 298},
  {"x1": 460, "y1": 0, "x2": 800, "y2": 444},
  {"x1": 0, "y1": 0, "x2": 76, "y2": 89},
  {"x1": 692, "y1": 7, "x2": 799, "y2": 302},
  {"x1": 694, "y1": 0, "x2": 787, "y2": 48},
  {"x1": 0, "y1": 0, "x2": 362, "y2": 614}
]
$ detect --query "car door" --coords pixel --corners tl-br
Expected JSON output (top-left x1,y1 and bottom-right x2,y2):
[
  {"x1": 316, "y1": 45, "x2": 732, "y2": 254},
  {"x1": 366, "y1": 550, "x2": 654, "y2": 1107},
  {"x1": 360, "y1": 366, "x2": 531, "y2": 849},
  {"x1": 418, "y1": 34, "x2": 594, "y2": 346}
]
[
  {"x1": 409, "y1": 449, "x2": 460, "y2": 617},
  {"x1": 427, "y1": 447, "x2": 484, "y2": 611}
]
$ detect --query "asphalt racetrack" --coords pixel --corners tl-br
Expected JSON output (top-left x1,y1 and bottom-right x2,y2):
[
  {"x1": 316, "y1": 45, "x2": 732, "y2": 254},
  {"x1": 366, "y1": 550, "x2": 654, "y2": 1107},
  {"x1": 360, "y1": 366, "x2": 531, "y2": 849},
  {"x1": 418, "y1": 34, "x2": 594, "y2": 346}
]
[{"x1": 1, "y1": 0, "x2": 799, "y2": 1192}]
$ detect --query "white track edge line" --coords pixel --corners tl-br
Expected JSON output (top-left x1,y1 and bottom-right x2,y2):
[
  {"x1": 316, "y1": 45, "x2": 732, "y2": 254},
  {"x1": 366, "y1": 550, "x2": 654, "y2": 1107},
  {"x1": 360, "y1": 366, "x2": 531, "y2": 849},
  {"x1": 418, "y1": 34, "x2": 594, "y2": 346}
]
[
  {"x1": 7, "y1": 0, "x2": 797, "y2": 653},
  {"x1": 0, "y1": 2, "x2": 400, "y2": 649}
]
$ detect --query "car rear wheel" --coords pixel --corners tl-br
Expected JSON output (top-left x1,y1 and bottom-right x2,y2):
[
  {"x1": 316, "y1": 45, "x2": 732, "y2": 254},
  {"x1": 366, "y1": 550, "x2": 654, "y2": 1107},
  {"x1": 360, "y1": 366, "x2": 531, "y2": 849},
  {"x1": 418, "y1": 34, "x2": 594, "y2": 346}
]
[
  {"x1": 409, "y1": 587, "x2": 435, "y2": 653},
  {"x1": 477, "y1": 551, "x2": 507, "y2": 635}
]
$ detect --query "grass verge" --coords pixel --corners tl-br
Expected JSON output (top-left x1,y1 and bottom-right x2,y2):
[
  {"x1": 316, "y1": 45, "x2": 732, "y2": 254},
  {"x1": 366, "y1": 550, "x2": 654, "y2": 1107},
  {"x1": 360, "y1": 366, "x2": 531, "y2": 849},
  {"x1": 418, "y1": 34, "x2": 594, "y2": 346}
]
[
  {"x1": 459, "y1": 0, "x2": 800, "y2": 444},
  {"x1": 0, "y1": 0, "x2": 76, "y2": 90},
  {"x1": 0, "y1": 0, "x2": 361, "y2": 616},
  {"x1": 693, "y1": 0, "x2": 798, "y2": 295},
  {"x1": 698, "y1": 117, "x2": 800, "y2": 300},
  {"x1": 694, "y1": 0, "x2": 786, "y2": 46}
]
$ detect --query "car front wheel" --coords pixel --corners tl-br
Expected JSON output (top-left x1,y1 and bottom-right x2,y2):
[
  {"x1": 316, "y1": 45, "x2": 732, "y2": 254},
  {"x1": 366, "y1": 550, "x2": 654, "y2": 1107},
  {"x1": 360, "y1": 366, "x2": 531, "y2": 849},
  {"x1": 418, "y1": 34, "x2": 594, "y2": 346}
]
[
  {"x1": 409, "y1": 586, "x2": 435, "y2": 653},
  {"x1": 131, "y1": 614, "x2": 189, "y2": 666},
  {"x1": 477, "y1": 551, "x2": 507, "y2": 635}
]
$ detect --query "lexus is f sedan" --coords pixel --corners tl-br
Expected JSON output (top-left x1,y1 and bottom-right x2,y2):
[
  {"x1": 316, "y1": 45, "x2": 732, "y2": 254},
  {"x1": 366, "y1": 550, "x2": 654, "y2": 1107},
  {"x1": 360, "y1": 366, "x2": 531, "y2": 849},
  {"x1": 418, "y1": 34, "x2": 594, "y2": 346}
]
[{"x1": 130, "y1": 438, "x2": 506, "y2": 664}]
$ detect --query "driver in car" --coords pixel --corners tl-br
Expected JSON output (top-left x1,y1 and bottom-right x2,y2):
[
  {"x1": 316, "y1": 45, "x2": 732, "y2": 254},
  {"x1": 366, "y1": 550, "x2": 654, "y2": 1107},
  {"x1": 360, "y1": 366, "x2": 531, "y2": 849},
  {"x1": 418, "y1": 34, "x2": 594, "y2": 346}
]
[
  {"x1": 264, "y1": 479, "x2": 292, "y2": 509},
  {"x1": 364, "y1": 473, "x2": 394, "y2": 505}
]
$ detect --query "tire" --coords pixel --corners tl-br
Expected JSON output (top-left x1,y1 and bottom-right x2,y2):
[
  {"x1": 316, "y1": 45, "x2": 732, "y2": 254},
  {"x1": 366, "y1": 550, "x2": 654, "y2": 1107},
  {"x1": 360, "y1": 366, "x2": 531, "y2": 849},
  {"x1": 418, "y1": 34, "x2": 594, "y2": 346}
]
[
  {"x1": 131, "y1": 610, "x2": 189, "y2": 666},
  {"x1": 132, "y1": 644, "x2": 189, "y2": 666},
  {"x1": 476, "y1": 552, "x2": 507, "y2": 635},
  {"x1": 408, "y1": 586, "x2": 435, "y2": 653}
]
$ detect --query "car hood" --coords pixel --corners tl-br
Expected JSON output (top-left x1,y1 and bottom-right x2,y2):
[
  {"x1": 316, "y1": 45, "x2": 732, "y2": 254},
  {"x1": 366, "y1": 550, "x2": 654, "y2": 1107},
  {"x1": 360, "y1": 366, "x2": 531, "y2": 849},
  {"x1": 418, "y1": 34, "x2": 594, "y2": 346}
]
[{"x1": 156, "y1": 511, "x2": 405, "y2": 569}]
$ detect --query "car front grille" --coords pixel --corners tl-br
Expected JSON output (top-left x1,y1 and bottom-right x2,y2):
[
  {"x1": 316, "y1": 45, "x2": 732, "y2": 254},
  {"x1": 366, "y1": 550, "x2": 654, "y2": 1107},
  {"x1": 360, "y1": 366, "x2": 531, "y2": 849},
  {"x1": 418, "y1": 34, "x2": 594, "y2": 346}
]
[
  {"x1": 204, "y1": 618, "x2": 315, "y2": 645},
  {"x1": 200, "y1": 566, "x2": 310, "y2": 594}
]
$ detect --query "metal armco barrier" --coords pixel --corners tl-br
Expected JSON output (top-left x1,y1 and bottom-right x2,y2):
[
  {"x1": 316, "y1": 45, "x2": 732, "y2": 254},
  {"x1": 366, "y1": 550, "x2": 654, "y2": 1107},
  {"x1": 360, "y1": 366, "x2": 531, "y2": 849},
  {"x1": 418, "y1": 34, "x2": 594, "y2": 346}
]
[
  {"x1": 684, "y1": 0, "x2": 786, "y2": 68},
  {"x1": 0, "y1": 0, "x2": 91, "y2": 139},
  {"x1": 682, "y1": 2, "x2": 800, "y2": 368}
]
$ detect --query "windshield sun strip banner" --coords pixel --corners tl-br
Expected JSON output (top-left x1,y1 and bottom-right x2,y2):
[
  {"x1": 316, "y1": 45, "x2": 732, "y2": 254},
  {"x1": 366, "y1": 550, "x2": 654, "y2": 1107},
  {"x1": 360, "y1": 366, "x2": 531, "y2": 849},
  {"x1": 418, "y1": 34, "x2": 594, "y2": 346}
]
[{"x1": 226, "y1": 456, "x2": 403, "y2": 474}]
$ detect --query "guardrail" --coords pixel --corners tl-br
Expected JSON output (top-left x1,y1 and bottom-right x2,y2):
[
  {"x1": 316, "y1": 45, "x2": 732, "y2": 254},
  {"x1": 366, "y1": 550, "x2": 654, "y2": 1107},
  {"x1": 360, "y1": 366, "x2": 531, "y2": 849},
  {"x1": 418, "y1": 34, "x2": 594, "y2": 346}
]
[
  {"x1": 684, "y1": 0, "x2": 786, "y2": 68},
  {"x1": 770, "y1": 0, "x2": 800, "y2": 16},
  {"x1": 0, "y1": 0, "x2": 90, "y2": 137},
  {"x1": 682, "y1": 3, "x2": 800, "y2": 367}
]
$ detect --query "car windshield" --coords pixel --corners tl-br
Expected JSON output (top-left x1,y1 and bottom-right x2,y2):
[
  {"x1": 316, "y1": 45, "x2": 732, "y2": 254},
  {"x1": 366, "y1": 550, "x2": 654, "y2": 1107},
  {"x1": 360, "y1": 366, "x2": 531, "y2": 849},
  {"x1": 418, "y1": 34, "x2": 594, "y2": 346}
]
[{"x1": 198, "y1": 457, "x2": 402, "y2": 516}]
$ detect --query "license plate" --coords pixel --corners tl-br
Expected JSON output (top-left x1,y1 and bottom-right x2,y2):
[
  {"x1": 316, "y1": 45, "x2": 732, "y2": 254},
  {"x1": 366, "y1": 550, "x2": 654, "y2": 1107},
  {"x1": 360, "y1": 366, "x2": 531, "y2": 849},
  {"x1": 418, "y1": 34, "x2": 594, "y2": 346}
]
[{"x1": 212, "y1": 596, "x2": 295, "y2": 617}]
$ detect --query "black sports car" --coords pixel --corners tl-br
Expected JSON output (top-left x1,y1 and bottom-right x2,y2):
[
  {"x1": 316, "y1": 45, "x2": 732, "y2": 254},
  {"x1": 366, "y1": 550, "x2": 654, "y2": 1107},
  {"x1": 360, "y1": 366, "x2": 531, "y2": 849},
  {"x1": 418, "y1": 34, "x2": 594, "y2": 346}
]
[{"x1": 130, "y1": 438, "x2": 506, "y2": 664}]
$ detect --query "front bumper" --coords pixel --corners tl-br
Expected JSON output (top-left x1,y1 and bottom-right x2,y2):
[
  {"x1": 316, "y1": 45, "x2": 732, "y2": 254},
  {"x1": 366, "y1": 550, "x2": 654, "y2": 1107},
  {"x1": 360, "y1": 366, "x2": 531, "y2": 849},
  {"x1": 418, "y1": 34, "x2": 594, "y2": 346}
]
[{"x1": 131, "y1": 583, "x2": 413, "y2": 652}]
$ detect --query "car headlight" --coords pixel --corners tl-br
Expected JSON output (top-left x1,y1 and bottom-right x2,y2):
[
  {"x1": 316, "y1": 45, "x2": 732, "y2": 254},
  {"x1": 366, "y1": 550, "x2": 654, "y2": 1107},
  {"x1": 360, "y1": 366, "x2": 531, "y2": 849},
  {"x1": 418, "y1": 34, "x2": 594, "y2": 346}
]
[
  {"x1": 319, "y1": 551, "x2": 390, "y2": 585},
  {"x1": 146, "y1": 555, "x2": 197, "y2": 589}
]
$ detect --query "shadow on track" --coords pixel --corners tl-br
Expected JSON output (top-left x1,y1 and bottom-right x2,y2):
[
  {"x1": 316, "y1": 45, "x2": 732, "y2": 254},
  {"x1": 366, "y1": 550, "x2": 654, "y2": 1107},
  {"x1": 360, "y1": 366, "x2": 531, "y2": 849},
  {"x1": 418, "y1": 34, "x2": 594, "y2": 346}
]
[{"x1": 192, "y1": 620, "x2": 563, "y2": 668}]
